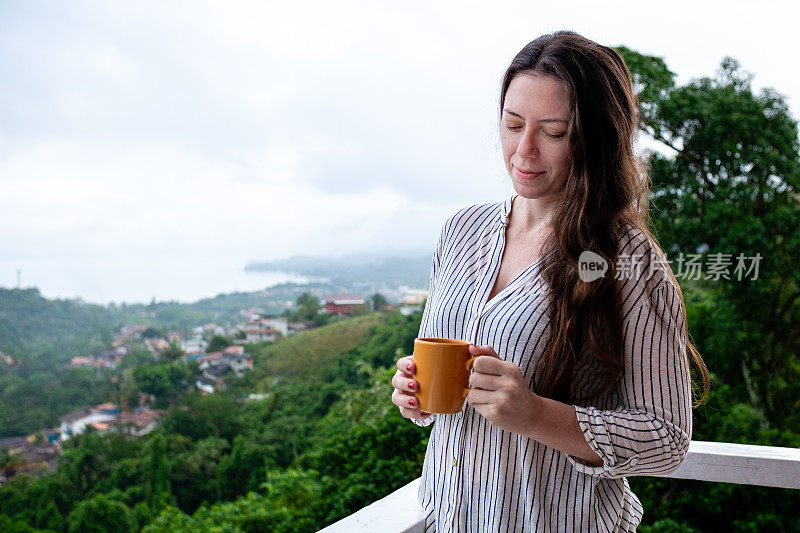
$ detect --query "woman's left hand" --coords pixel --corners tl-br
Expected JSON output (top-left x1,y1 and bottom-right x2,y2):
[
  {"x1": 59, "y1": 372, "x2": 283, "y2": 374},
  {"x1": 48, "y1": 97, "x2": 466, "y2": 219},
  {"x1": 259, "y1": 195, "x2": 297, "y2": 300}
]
[{"x1": 465, "y1": 344, "x2": 540, "y2": 437}]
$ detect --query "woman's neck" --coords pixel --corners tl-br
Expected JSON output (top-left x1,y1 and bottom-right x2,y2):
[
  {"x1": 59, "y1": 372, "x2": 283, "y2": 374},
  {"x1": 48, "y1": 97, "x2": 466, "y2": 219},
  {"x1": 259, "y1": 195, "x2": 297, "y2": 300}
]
[{"x1": 510, "y1": 195, "x2": 559, "y2": 233}]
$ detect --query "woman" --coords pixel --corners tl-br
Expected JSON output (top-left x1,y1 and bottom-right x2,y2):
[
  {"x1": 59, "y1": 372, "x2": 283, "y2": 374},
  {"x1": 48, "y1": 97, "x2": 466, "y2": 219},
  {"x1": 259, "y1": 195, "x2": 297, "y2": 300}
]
[{"x1": 391, "y1": 31, "x2": 709, "y2": 532}]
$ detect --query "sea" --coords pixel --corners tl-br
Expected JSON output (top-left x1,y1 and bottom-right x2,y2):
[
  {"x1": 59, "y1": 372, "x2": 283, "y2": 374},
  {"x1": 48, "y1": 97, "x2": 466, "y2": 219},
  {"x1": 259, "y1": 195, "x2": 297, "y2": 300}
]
[{"x1": 0, "y1": 256, "x2": 312, "y2": 306}]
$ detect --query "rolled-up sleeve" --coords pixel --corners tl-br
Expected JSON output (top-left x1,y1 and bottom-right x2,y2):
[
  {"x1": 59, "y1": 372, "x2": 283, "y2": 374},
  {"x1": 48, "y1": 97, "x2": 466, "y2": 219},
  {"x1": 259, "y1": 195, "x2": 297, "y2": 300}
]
[{"x1": 568, "y1": 277, "x2": 693, "y2": 479}]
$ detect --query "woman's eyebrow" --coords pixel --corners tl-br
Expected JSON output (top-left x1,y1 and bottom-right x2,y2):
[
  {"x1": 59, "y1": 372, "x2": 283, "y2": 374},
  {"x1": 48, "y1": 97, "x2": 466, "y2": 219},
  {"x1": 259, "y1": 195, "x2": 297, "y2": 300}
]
[{"x1": 503, "y1": 109, "x2": 568, "y2": 123}]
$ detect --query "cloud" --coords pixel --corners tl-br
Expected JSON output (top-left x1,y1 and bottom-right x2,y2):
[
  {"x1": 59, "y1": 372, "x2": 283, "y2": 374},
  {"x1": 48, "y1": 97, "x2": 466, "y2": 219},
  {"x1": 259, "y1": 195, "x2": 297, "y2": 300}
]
[
  {"x1": 2, "y1": 0, "x2": 798, "y2": 302},
  {"x1": 0, "y1": 138, "x2": 456, "y2": 257}
]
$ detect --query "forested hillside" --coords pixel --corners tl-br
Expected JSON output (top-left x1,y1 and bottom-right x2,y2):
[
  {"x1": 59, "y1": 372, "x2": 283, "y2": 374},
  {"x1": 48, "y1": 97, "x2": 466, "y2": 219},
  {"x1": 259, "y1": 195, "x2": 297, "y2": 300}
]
[
  {"x1": 0, "y1": 310, "x2": 429, "y2": 532},
  {"x1": 0, "y1": 288, "x2": 119, "y2": 367}
]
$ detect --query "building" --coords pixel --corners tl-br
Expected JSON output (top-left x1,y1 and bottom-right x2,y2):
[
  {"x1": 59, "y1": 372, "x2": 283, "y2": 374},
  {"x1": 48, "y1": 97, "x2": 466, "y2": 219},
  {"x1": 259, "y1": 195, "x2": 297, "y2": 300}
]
[
  {"x1": 0, "y1": 435, "x2": 60, "y2": 486},
  {"x1": 202, "y1": 362, "x2": 232, "y2": 382},
  {"x1": 245, "y1": 326, "x2": 278, "y2": 343},
  {"x1": 119, "y1": 324, "x2": 148, "y2": 338},
  {"x1": 196, "y1": 380, "x2": 215, "y2": 394},
  {"x1": 288, "y1": 321, "x2": 308, "y2": 336},
  {"x1": 1, "y1": 353, "x2": 20, "y2": 367},
  {"x1": 258, "y1": 316, "x2": 288, "y2": 337},
  {"x1": 223, "y1": 345, "x2": 253, "y2": 377},
  {"x1": 197, "y1": 351, "x2": 224, "y2": 371},
  {"x1": 58, "y1": 403, "x2": 161, "y2": 442},
  {"x1": 245, "y1": 315, "x2": 288, "y2": 342},
  {"x1": 193, "y1": 346, "x2": 253, "y2": 389},
  {"x1": 144, "y1": 337, "x2": 170, "y2": 354},
  {"x1": 68, "y1": 347, "x2": 127, "y2": 369},
  {"x1": 323, "y1": 294, "x2": 367, "y2": 316},
  {"x1": 116, "y1": 409, "x2": 163, "y2": 437},
  {"x1": 398, "y1": 289, "x2": 428, "y2": 316},
  {"x1": 180, "y1": 336, "x2": 208, "y2": 355},
  {"x1": 203, "y1": 323, "x2": 226, "y2": 336},
  {"x1": 197, "y1": 346, "x2": 253, "y2": 377},
  {"x1": 59, "y1": 404, "x2": 119, "y2": 441}
]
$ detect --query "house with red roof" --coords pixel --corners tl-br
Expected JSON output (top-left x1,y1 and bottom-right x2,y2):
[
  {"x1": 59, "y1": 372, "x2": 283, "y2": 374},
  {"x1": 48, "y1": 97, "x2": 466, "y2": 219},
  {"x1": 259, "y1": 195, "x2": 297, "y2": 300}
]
[{"x1": 323, "y1": 294, "x2": 367, "y2": 316}]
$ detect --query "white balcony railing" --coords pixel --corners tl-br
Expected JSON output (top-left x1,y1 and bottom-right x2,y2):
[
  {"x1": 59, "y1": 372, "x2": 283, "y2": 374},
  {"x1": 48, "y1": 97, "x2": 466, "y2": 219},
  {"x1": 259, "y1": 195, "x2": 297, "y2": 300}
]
[{"x1": 319, "y1": 441, "x2": 800, "y2": 532}]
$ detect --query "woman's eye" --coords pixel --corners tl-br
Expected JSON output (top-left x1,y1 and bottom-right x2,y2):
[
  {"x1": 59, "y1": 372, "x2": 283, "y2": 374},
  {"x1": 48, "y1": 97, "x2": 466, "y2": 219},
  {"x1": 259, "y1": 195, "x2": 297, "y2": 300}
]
[
  {"x1": 505, "y1": 124, "x2": 523, "y2": 132},
  {"x1": 544, "y1": 131, "x2": 566, "y2": 139}
]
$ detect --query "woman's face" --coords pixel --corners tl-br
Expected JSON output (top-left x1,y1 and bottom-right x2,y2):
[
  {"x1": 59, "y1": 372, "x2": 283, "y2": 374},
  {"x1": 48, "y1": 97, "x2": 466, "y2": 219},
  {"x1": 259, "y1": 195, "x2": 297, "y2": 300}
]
[{"x1": 500, "y1": 74, "x2": 573, "y2": 202}]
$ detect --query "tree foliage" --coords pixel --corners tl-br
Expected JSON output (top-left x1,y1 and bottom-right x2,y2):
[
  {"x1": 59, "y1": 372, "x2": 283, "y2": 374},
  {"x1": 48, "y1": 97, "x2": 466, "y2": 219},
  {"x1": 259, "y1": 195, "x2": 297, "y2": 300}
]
[
  {"x1": 617, "y1": 47, "x2": 800, "y2": 431},
  {"x1": 66, "y1": 493, "x2": 138, "y2": 533},
  {"x1": 207, "y1": 335, "x2": 231, "y2": 353},
  {"x1": 371, "y1": 292, "x2": 389, "y2": 311},
  {"x1": 0, "y1": 309, "x2": 430, "y2": 531},
  {"x1": 614, "y1": 47, "x2": 800, "y2": 531}
]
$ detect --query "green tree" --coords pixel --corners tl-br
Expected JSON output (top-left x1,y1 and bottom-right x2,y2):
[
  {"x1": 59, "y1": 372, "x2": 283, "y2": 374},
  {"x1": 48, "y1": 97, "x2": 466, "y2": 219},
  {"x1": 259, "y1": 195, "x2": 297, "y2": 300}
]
[
  {"x1": 170, "y1": 436, "x2": 229, "y2": 512},
  {"x1": 117, "y1": 347, "x2": 155, "y2": 371},
  {"x1": 618, "y1": 47, "x2": 800, "y2": 429},
  {"x1": 217, "y1": 434, "x2": 271, "y2": 501},
  {"x1": 142, "y1": 434, "x2": 174, "y2": 513},
  {"x1": 315, "y1": 363, "x2": 394, "y2": 440},
  {"x1": 296, "y1": 293, "x2": 321, "y2": 322},
  {"x1": 0, "y1": 448, "x2": 24, "y2": 480},
  {"x1": 32, "y1": 500, "x2": 61, "y2": 531},
  {"x1": 133, "y1": 362, "x2": 191, "y2": 406},
  {"x1": 0, "y1": 514, "x2": 38, "y2": 533},
  {"x1": 616, "y1": 47, "x2": 800, "y2": 532},
  {"x1": 161, "y1": 341, "x2": 184, "y2": 362},
  {"x1": 132, "y1": 501, "x2": 152, "y2": 531},
  {"x1": 141, "y1": 327, "x2": 162, "y2": 339},
  {"x1": 206, "y1": 335, "x2": 230, "y2": 353},
  {"x1": 370, "y1": 293, "x2": 389, "y2": 311},
  {"x1": 66, "y1": 493, "x2": 137, "y2": 533},
  {"x1": 161, "y1": 392, "x2": 245, "y2": 443}
]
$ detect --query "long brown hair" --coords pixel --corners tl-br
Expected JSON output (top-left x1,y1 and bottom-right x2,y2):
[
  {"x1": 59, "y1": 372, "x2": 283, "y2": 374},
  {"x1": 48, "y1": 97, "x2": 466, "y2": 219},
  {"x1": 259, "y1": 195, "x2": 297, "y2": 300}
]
[{"x1": 499, "y1": 31, "x2": 709, "y2": 405}]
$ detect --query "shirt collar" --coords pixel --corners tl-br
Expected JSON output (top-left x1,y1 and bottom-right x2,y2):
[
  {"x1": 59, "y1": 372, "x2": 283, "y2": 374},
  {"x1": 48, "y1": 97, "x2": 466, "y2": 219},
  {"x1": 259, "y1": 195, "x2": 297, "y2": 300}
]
[{"x1": 500, "y1": 194, "x2": 518, "y2": 228}]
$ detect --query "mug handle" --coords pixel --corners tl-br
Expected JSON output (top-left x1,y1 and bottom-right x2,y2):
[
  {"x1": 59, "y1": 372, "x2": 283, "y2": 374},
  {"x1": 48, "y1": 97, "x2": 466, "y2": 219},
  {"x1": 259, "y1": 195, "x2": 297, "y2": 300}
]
[{"x1": 462, "y1": 355, "x2": 479, "y2": 398}]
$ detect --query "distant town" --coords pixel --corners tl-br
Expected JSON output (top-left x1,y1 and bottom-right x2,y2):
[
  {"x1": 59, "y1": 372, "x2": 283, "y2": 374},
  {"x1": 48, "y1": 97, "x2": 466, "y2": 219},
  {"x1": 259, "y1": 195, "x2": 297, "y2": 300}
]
[{"x1": 0, "y1": 290, "x2": 426, "y2": 487}]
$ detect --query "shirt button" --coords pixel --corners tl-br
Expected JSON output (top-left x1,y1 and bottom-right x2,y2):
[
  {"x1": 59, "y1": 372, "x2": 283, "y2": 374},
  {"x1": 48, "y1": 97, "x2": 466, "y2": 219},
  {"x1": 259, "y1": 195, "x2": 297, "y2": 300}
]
[
  {"x1": 629, "y1": 457, "x2": 639, "y2": 467},
  {"x1": 457, "y1": 412, "x2": 462, "y2": 418},
  {"x1": 452, "y1": 458, "x2": 458, "y2": 467}
]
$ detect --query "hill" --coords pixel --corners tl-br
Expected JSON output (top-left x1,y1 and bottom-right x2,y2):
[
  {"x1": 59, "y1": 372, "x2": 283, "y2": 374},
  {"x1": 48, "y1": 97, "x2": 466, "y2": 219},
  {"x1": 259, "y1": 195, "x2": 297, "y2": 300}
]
[
  {"x1": 0, "y1": 288, "x2": 120, "y2": 365},
  {"x1": 1, "y1": 308, "x2": 432, "y2": 532},
  {"x1": 246, "y1": 312, "x2": 385, "y2": 381},
  {"x1": 245, "y1": 254, "x2": 431, "y2": 287}
]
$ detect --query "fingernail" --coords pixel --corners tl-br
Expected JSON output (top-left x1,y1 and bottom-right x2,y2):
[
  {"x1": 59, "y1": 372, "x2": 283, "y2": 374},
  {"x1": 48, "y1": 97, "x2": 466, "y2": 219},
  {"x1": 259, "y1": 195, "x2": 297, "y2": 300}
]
[
  {"x1": 408, "y1": 381, "x2": 415, "y2": 390},
  {"x1": 406, "y1": 363, "x2": 412, "y2": 371},
  {"x1": 409, "y1": 398, "x2": 416, "y2": 407}
]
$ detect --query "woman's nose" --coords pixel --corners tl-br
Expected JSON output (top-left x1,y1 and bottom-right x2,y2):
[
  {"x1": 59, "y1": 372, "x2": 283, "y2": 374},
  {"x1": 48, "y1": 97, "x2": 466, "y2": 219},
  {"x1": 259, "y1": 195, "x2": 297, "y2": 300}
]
[{"x1": 516, "y1": 131, "x2": 539, "y2": 158}]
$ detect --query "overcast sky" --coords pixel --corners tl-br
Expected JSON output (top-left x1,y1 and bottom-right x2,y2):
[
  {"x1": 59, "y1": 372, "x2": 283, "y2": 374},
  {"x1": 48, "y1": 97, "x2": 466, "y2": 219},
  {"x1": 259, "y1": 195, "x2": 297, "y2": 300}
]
[{"x1": 2, "y1": 1, "x2": 799, "y2": 304}]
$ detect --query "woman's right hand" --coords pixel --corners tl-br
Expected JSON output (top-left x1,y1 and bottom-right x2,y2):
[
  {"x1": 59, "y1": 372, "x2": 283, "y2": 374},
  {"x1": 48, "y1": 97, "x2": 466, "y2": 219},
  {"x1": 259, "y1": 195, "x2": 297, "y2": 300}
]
[{"x1": 391, "y1": 355, "x2": 431, "y2": 420}]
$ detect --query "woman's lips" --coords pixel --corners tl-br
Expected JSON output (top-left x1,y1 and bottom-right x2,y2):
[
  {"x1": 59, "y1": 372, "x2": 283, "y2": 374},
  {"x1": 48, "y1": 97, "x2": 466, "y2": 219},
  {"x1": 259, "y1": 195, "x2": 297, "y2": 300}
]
[{"x1": 514, "y1": 167, "x2": 545, "y2": 179}]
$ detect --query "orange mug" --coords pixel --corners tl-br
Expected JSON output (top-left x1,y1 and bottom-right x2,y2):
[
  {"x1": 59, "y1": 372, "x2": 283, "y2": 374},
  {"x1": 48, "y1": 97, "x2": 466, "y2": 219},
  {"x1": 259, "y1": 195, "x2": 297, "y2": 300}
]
[{"x1": 413, "y1": 338, "x2": 479, "y2": 414}]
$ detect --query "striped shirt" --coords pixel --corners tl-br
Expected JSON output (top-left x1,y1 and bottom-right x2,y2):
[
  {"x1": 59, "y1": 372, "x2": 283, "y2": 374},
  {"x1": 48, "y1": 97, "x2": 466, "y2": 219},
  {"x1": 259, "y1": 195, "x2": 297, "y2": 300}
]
[{"x1": 412, "y1": 195, "x2": 692, "y2": 532}]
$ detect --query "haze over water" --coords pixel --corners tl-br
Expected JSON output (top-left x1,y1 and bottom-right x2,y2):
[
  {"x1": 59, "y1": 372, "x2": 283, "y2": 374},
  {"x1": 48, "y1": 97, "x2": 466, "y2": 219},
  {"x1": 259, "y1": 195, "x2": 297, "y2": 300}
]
[{"x1": 1, "y1": 256, "x2": 311, "y2": 305}]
